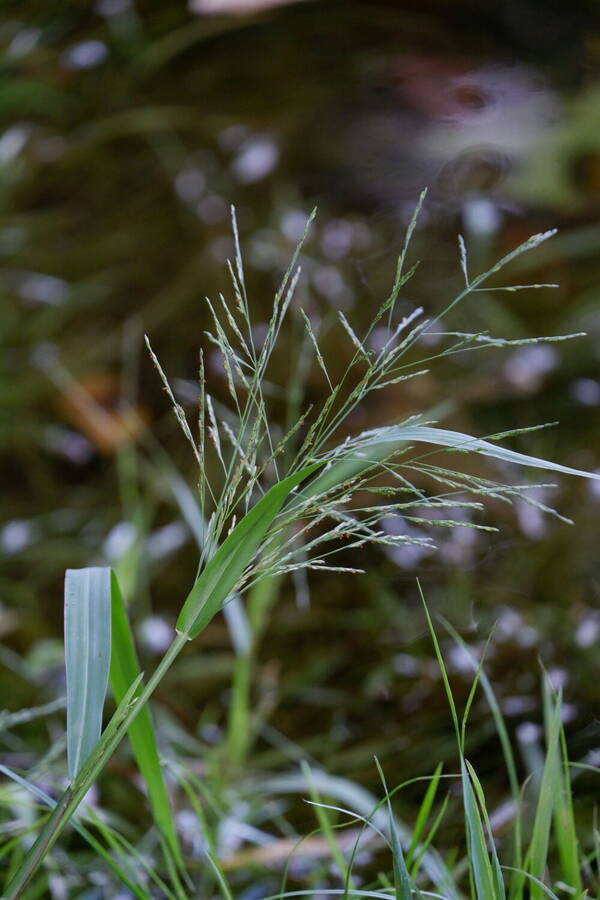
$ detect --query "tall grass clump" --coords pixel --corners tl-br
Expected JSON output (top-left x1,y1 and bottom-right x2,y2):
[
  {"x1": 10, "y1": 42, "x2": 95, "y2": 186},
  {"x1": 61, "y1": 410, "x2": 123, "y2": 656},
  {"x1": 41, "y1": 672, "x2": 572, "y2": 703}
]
[{"x1": 3, "y1": 192, "x2": 599, "y2": 897}]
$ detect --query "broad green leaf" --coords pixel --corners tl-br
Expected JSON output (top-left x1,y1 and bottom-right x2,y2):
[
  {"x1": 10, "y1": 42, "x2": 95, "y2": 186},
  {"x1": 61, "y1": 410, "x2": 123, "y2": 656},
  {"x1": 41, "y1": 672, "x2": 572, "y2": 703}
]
[
  {"x1": 64, "y1": 568, "x2": 111, "y2": 779},
  {"x1": 109, "y1": 571, "x2": 184, "y2": 871},
  {"x1": 72, "y1": 670, "x2": 146, "y2": 792},
  {"x1": 176, "y1": 462, "x2": 322, "y2": 639}
]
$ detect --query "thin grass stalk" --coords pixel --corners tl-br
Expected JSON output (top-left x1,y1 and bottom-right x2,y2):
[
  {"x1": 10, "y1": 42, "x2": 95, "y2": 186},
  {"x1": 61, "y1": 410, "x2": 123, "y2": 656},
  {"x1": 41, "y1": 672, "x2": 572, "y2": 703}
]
[
  {"x1": 4, "y1": 632, "x2": 188, "y2": 899},
  {"x1": 0, "y1": 766, "x2": 150, "y2": 898},
  {"x1": 302, "y1": 761, "x2": 354, "y2": 887}
]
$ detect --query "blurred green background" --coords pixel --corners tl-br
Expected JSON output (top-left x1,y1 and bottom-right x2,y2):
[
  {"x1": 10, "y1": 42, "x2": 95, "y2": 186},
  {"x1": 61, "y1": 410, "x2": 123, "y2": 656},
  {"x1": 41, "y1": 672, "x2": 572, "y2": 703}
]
[{"x1": 1, "y1": 0, "x2": 600, "y2": 892}]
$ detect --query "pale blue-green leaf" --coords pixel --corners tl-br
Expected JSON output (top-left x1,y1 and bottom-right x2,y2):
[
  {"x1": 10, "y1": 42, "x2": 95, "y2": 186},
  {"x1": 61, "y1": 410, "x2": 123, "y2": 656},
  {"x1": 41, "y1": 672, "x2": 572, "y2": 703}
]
[
  {"x1": 376, "y1": 425, "x2": 600, "y2": 478},
  {"x1": 65, "y1": 568, "x2": 111, "y2": 780},
  {"x1": 307, "y1": 425, "x2": 600, "y2": 498}
]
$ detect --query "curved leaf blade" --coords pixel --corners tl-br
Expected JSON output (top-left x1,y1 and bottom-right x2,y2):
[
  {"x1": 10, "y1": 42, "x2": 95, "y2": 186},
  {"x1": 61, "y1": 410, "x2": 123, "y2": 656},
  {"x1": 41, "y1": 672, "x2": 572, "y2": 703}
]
[
  {"x1": 376, "y1": 425, "x2": 600, "y2": 480},
  {"x1": 304, "y1": 424, "x2": 600, "y2": 502}
]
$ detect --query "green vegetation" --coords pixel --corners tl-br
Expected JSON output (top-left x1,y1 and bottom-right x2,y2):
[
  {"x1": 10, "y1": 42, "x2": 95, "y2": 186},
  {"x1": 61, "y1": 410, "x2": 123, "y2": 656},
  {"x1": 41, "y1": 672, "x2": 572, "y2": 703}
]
[{"x1": 1, "y1": 209, "x2": 599, "y2": 897}]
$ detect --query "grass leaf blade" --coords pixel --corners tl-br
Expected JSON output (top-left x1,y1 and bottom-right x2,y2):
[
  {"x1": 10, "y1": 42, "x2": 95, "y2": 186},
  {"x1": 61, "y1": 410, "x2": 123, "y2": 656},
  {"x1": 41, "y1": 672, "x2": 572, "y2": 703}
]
[
  {"x1": 526, "y1": 690, "x2": 562, "y2": 900},
  {"x1": 356, "y1": 425, "x2": 600, "y2": 482},
  {"x1": 297, "y1": 420, "x2": 600, "y2": 515},
  {"x1": 176, "y1": 462, "x2": 323, "y2": 639},
  {"x1": 65, "y1": 568, "x2": 111, "y2": 779},
  {"x1": 109, "y1": 571, "x2": 184, "y2": 871},
  {"x1": 462, "y1": 758, "x2": 497, "y2": 900},
  {"x1": 406, "y1": 763, "x2": 443, "y2": 867},
  {"x1": 374, "y1": 758, "x2": 412, "y2": 900}
]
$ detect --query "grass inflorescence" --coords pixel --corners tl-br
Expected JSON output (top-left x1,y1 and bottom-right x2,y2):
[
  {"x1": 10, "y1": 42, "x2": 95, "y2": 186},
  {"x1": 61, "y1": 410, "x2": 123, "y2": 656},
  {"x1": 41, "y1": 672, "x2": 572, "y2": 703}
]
[{"x1": 2, "y1": 197, "x2": 599, "y2": 898}]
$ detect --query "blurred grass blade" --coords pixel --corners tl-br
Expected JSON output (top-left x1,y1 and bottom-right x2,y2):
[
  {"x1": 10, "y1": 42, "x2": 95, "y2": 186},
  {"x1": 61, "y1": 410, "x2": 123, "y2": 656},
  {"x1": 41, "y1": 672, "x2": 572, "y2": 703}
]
[
  {"x1": 542, "y1": 682, "x2": 582, "y2": 896},
  {"x1": 375, "y1": 758, "x2": 412, "y2": 900},
  {"x1": 65, "y1": 568, "x2": 111, "y2": 779},
  {"x1": 176, "y1": 462, "x2": 322, "y2": 639},
  {"x1": 421, "y1": 583, "x2": 498, "y2": 900},
  {"x1": 441, "y1": 623, "x2": 521, "y2": 805},
  {"x1": 83, "y1": 805, "x2": 180, "y2": 900},
  {"x1": 204, "y1": 849, "x2": 235, "y2": 900},
  {"x1": 409, "y1": 790, "x2": 450, "y2": 882},
  {"x1": 441, "y1": 619, "x2": 523, "y2": 897},
  {"x1": 406, "y1": 763, "x2": 443, "y2": 867},
  {"x1": 419, "y1": 582, "x2": 460, "y2": 746},
  {"x1": 554, "y1": 730, "x2": 582, "y2": 895},
  {"x1": 109, "y1": 571, "x2": 184, "y2": 872},
  {"x1": 302, "y1": 760, "x2": 351, "y2": 886},
  {"x1": 461, "y1": 757, "x2": 498, "y2": 900},
  {"x1": 502, "y1": 867, "x2": 562, "y2": 900},
  {"x1": 466, "y1": 759, "x2": 505, "y2": 900},
  {"x1": 526, "y1": 691, "x2": 563, "y2": 900}
]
